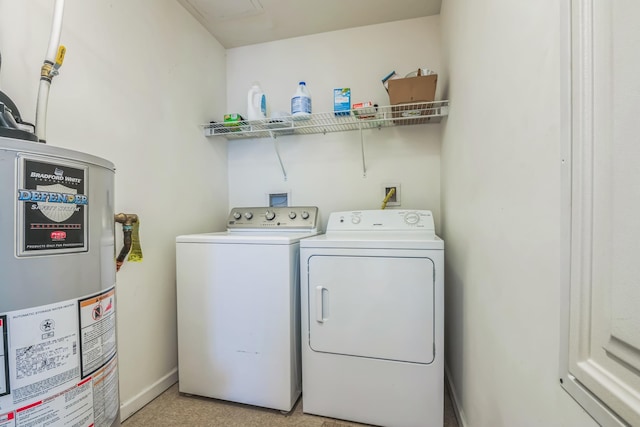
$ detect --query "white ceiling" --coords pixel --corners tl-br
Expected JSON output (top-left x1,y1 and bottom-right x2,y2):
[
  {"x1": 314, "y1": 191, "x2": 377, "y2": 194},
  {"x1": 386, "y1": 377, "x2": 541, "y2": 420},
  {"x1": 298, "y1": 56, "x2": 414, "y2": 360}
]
[{"x1": 177, "y1": 0, "x2": 442, "y2": 49}]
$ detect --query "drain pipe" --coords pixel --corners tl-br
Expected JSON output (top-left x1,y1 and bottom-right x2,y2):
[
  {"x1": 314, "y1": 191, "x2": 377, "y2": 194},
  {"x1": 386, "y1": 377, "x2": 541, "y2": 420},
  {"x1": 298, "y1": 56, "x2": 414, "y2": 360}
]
[{"x1": 35, "y1": 0, "x2": 66, "y2": 143}]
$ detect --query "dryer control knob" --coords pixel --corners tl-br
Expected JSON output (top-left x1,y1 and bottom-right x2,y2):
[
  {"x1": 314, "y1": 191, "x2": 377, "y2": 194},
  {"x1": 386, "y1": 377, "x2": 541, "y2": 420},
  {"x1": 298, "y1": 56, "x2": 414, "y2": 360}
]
[
  {"x1": 301, "y1": 211, "x2": 310, "y2": 220},
  {"x1": 289, "y1": 211, "x2": 297, "y2": 219},
  {"x1": 244, "y1": 212, "x2": 253, "y2": 220},
  {"x1": 351, "y1": 215, "x2": 361, "y2": 224},
  {"x1": 265, "y1": 210, "x2": 276, "y2": 221},
  {"x1": 233, "y1": 212, "x2": 241, "y2": 220},
  {"x1": 404, "y1": 212, "x2": 420, "y2": 225}
]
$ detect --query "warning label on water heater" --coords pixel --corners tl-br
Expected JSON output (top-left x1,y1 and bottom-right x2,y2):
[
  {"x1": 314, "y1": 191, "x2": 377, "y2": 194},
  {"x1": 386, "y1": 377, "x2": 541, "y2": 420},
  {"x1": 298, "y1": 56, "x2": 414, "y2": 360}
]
[
  {"x1": 0, "y1": 292, "x2": 120, "y2": 427},
  {"x1": 16, "y1": 156, "x2": 88, "y2": 256},
  {"x1": 78, "y1": 289, "x2": 116, "y2": 379}
]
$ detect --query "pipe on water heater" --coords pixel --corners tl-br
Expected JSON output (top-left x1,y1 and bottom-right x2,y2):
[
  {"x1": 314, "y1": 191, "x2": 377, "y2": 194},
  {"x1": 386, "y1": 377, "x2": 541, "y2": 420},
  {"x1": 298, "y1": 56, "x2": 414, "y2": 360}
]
[{"x1": 35, "y1": 0, "x2": 65, "y2": 143}]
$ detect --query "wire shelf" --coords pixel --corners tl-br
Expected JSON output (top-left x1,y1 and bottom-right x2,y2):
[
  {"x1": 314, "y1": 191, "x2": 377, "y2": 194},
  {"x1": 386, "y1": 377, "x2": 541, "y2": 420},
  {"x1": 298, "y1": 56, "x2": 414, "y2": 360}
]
[{"x1": 203, "y1": 100, "x2": 449, "y2": 139}]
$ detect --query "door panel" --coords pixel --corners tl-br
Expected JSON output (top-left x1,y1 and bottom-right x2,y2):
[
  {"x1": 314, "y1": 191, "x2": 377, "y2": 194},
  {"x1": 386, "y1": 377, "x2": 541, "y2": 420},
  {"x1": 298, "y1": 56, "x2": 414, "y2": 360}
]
[
  {"x1": 605, "y1": 0, "x2": 640, "y2": 370},
  {"x1": 307, "y1": 255, "x2": 435, "y2": 364},
  {"x1": 564, "y1": 1, "x2": 640, "y2": 425}
]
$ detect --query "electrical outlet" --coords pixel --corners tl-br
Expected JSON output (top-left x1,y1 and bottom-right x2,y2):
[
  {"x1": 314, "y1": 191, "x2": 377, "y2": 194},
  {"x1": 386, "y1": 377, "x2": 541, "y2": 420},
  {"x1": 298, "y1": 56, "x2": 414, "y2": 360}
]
[{"x1": 382, "y1": 183, "x2": 401, "y2": 207}]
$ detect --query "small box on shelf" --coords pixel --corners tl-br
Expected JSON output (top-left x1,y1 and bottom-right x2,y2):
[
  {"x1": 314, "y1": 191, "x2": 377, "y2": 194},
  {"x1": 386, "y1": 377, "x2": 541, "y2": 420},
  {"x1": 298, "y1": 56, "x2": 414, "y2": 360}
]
[
  {"x1": 352, "y1": 102, "x2": 378, "y2": 120},
  {"x1": 222, "y1": 113, "x2": 246, "y2": 132},
  {"x1": 334, "y1": 88, "x2": 351, "y2": 116}
]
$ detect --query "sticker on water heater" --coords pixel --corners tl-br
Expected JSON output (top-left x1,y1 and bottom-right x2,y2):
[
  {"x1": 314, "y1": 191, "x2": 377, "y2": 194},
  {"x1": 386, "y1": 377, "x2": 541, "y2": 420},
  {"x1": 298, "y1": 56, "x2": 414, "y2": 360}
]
[
  {"x1": 78, "y1": 288, "x2": 116, "y2": 379},
  {"x1": 5, "y1": 299, "x2": 80, "y2": 405},
  {"x1": 90, "y1": 356, "x2": 119, "y2": 426},
  {"x1": 0, "y1": 294, "x2": 120, "y2": 427},
  {"x1": 16, "y1": 156, "x2": 88, "y2": 256}
]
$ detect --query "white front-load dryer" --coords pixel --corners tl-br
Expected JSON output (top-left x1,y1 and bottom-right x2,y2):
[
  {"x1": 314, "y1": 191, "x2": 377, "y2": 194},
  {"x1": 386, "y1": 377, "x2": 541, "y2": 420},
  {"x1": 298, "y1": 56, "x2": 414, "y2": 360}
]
[
  {"x1": 176, "y1": 206, "x2": 320, "y2": 412},
  {"x1": 300, "y1": 210, "x2": 444, "y2": 427}
]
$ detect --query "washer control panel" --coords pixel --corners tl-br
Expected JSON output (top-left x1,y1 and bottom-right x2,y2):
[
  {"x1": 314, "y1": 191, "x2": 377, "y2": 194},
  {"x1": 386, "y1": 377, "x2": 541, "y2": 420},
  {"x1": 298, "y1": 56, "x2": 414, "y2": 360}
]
[
  {"x1": 227, "y1": 206, "x2": 319, "y2": 231},
  {"x1": 327, "y1": 210, "x2": 435, "y2": 233}
]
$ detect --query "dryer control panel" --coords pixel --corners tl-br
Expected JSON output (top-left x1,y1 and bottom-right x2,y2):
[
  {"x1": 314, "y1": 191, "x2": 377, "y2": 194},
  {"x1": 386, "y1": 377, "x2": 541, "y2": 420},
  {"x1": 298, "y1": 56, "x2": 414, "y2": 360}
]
[
  {"x1": 227, "y1": 206, "x2": 319, "y2": 231},
  {"x1": 327, "y1": 210, "x2": 435, "y2": 233}
]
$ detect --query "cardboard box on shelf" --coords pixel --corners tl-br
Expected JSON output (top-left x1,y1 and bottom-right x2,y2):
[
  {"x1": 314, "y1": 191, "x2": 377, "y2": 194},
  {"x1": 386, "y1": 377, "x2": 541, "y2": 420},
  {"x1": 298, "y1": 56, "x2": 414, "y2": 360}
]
[
  {"x1": 387, "y1": 74, "x2": 438, "y2": 125},
  {"x1": 387, "y1": 74, "x2": 437, "y2": 105}
]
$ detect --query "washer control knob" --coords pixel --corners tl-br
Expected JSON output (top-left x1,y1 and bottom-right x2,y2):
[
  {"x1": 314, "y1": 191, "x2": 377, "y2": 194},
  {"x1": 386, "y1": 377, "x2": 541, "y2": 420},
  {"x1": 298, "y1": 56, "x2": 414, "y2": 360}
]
[
  {"x1": 301, "y1": 211, "x2": 310, "y2": 220},
  {"x1": 233, "y1": 212, "x2": 241, "y2": 220},
  {"x1": 351, "y1": 215, "x2": 361, "y2": 224},
  {"x1": 404, "y1": 212, "x2": 420, "y2": 225},
  {"x1": 244, "y1": 212, "x2": 253, "y2": 220},
  {"x1": 289, "y1": 211, "x2": 297, "y2": 219},
  {"x1": 265, "y1": 210, "x2": 276, "y2": 221}
]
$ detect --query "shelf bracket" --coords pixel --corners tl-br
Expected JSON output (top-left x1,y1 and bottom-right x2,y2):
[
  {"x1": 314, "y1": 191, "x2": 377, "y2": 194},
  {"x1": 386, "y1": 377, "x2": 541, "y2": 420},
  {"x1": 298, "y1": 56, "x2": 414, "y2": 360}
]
[
  {"x1": 269, "y1": 132, "x2": 287, "y2": 181},
  {"x1": 359, "y1": 124, "x2": 367, "y2": 177}
]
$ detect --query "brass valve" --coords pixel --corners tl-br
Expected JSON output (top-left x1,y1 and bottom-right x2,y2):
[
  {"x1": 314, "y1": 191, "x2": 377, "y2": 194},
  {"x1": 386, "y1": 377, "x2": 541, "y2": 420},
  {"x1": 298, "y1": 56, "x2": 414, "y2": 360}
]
[
  {"x1": 114, "y1": 213, "x2": 139, "y2": 226},
  {"x1": 114, "y1": 213, "x2": 142, "y2": 272}
]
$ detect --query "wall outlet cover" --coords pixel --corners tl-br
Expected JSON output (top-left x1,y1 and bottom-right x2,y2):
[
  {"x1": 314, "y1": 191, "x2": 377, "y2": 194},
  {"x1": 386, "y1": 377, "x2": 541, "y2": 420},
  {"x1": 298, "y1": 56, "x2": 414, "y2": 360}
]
[
  {"x1": 382, "y1": 183, "x2": 401, "y2": 206},
  {"x1": 266, "y1": 191, "x2": 291, "y2": 207}
]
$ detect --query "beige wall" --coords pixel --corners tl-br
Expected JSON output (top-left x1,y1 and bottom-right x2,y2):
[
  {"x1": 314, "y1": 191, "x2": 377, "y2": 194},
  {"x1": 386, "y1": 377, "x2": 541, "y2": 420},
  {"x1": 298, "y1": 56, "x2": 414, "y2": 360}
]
[
  {"x1": 440, "y1": 1, "x2": 597, "y2": 426},
  {"x1": 225, "y1": 16, "x2": 444, "y2": 232},
  {"x1": 0, "y1": 0, "x2": 228, "y2": 420}
]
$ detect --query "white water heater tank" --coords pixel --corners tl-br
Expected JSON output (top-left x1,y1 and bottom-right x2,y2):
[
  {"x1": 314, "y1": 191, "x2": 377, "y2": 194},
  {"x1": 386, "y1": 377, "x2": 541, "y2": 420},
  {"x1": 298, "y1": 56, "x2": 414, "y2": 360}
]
[{"x1": 0, "y1": 136, "x2": 120, "y2": 427}]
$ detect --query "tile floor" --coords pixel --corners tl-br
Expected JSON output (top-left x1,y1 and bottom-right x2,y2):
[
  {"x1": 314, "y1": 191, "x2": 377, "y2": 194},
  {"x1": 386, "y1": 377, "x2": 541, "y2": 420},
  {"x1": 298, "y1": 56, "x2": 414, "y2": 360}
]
[{"x1": 122, "y1": 383, "x2": 459, "y2": 426}]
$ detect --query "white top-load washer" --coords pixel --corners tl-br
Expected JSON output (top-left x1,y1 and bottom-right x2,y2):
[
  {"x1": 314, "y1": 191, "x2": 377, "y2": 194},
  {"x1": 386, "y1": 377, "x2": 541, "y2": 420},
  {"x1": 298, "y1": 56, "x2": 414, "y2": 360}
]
[
  {"x1": 175, "y1": 206, "x2": 320, "y2": 412},
  {"x1": 300, "y1": 210, "x2": 444, "y2": 427}
]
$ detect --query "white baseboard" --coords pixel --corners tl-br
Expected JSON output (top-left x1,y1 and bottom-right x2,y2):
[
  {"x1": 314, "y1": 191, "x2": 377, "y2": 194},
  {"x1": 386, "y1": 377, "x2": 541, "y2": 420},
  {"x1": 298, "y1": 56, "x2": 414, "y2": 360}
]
[
  {"x1": 119, "y1": 367, "x2": 178, "y2": 421},
  {"x1": 445, "y1": 363, "x2": 468, "y2": 427}
]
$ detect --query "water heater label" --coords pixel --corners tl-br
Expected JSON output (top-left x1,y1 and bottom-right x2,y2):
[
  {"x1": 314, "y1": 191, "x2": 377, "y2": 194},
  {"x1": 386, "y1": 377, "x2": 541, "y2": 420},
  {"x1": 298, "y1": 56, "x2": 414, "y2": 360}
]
[
  {"x1": 16, "y1": 156, "x2": 88, "y2": 257},
  {"x1": 78, "y1": 288, "x2": 117, "y2": 379},
  {"x1": 0, "y1": 290, "x2": 119, "y2": 427}
]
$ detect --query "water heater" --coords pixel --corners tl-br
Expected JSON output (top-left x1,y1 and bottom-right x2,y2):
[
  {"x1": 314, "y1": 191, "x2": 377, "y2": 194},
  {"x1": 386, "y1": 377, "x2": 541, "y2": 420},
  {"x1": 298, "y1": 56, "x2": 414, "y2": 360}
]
[{"x1": 0, "y1": 135, "x2": 120, "y2": 427}]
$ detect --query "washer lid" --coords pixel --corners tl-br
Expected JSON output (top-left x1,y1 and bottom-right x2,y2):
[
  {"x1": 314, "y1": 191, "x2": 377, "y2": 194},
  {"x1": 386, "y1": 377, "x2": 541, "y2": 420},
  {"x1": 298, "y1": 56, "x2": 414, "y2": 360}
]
[{"x1": 176, "y1": 230, "x2": 321, "y2": 244}]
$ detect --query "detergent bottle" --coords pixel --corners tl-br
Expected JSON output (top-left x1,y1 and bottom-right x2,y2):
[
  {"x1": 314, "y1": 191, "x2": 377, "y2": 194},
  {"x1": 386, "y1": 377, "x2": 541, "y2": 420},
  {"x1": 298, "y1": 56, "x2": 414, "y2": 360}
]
[
  {"x1": 291, "y1": 81, "x2": 312, "y2": 119},
  {"x1": 247, "y1": 82, "x2": 267, "y2": 121}
]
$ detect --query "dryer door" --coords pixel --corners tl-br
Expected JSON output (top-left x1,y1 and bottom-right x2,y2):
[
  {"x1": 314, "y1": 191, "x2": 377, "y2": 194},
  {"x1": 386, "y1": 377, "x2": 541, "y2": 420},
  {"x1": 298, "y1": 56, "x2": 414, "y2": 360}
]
[{"x1": 307, "y1": 254, "x2": 435, "y2": 364}]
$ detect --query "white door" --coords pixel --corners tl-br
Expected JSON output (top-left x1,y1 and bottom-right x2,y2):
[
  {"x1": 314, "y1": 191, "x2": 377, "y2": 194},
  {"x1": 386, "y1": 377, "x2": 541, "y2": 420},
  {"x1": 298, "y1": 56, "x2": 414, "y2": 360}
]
[
  {"x1": 307, "y1": 254, "x2": 435, "y2": 364},
  {"x1": 562, "y1": 1, "x2": 640, "y2": 425}
]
